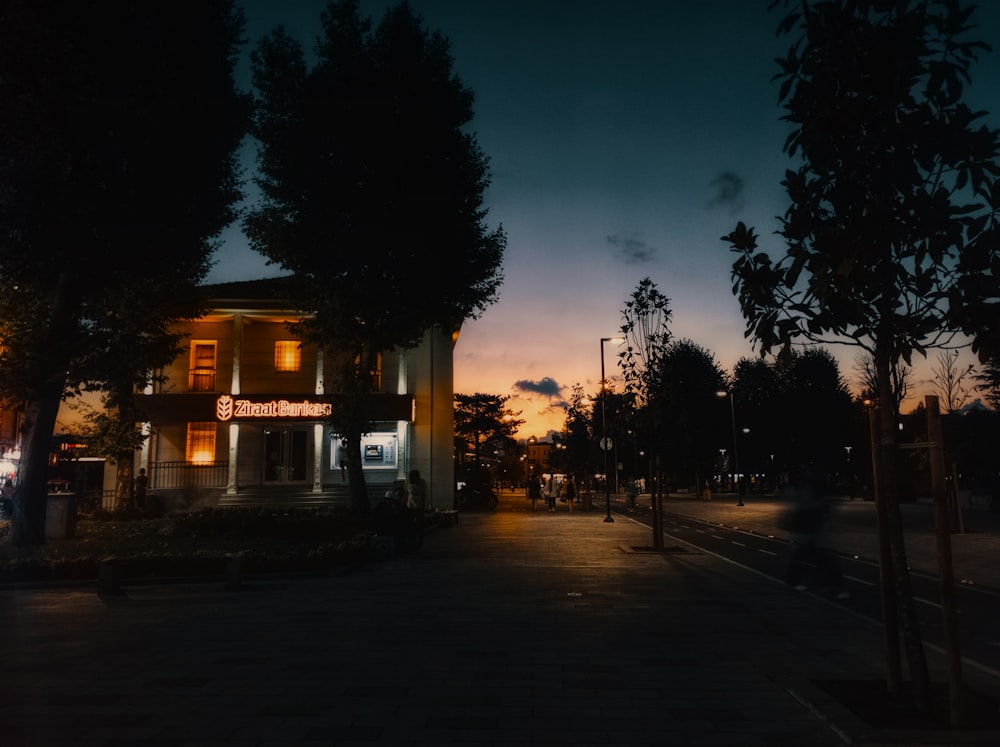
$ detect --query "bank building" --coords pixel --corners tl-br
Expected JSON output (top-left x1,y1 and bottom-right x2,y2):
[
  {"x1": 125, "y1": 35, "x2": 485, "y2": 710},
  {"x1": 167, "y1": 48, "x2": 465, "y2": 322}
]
[{"x1": 58, "y1": 277, "x2": 456, "y2": 511}]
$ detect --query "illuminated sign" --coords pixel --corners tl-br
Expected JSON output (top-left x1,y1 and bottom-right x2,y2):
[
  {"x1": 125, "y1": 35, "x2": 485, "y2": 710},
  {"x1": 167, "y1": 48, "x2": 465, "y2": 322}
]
[{"x1": 216, "y1": 394, "x2": 332, "y2": 422}]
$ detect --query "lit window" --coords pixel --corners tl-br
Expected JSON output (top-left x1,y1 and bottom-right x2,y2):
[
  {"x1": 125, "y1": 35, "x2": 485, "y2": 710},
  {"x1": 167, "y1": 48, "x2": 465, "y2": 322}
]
[
  {"x1": 354, "y1": 352, "x2": 382, "y2": 390},
  {"x1": 185, "y1": 422, "x2": 216, "y2": 463},
  {"x1": 189, "y1": 341, "x2": 217, "y2": 391},
  {"x1": 274, "y1": 340, "x2": 301, "y2": 373}
]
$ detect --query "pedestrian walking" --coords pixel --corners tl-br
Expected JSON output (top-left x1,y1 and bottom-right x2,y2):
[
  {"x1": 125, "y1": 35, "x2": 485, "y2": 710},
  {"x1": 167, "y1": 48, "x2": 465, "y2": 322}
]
[
  {"x1": 563, "y1": 475, "x2": 576, "y2": 511},
  {"x1": 544, "y1": 473, "x2": 560, "y2": 512},
  {"x1": 134, "y1": 468, "x2": 148, "y2": 511},
  {"x1": 406, "y1": 469, "x2": 428, "y2": 548},
  {"x1": 782, "y1": 465, "x2": 849, "y2": 599},
  {"x1": 527, "y1": 474, "x2": 542, "y2": 511}
]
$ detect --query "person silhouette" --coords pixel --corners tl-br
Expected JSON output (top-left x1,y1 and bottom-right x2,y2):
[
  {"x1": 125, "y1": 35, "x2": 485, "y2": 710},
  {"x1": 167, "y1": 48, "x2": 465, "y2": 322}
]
[
  {"x1": 784, "y1": 465, "x2": 849, "y2": 599},
  {"x1": 527, "y1": 474, "x2": 542, "y2": 512},
  {"x1": 544, "y1": 473, "x2": 560, "y2": 512},
  {"x1": 563, "y1": 475, "x2": 576, "y2": 511}
]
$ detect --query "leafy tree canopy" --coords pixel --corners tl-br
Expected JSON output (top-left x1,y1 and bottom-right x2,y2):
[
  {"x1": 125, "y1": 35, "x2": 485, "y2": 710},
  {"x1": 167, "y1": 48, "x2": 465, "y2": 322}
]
[
  {"x1": 724, "y1": 0, "x2": 1000, "y2": 706},
  {"x1": 247, "y1": 0, "x2": 505, "y2": 513},
  {"x1": 0, "y1": 0, "x2": 249, "y2": 542},
  {"x1": 454, "y1": 393, "x2": 523, "y2": 461},
  {"x1": 646, "y1": 338, "x2": 727, "y2": 482},
  {"x1": 724, "y1": 0, "x2": 1000, "y2": 368},
  {"x1": 246, "y1": 0, "x2": 505, "y2": 357},
  {"x1": 0, "y1": 0, "x2": 247, "y2": 399}
]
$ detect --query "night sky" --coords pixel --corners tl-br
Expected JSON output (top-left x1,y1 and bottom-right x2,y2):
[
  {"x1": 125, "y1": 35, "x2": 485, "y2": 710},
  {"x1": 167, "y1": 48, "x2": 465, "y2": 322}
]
[{"x1": 211, "y1": 1, "x2": 1000, "y2": 438}]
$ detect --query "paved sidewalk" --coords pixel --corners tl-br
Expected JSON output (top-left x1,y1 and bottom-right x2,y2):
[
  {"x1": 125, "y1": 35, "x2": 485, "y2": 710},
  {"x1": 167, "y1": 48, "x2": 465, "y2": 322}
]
[{"x1": 3, "y1": 492, "x2": 999, "y2": 746}]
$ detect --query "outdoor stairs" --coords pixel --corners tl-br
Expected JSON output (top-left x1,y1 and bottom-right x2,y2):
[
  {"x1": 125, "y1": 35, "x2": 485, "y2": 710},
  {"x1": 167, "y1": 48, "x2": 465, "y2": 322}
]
[
  {"x1": 217, "y1": 485, "x2": 353, "y2": 508},
  {"x1": 215, "y1": 483, "x2": 394, "y2": 509}
]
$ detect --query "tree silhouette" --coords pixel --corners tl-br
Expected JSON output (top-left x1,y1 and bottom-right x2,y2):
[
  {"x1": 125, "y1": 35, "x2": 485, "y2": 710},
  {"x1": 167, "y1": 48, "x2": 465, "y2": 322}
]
[
  {"x1": 454, "y1": 393, "x2": 523, "y2": 464},
  {"x1": 722, "y1": 0, "x2": 1000, "y2": 710},
  {"x1": 647, "y1": 339, "x2": 726, "y2": 490},
  {"x1": 247, "y1": 0, "x2": 505, "y2": 514},
  {"x1": 0, "y1": 1, "x2": 248, "y2": 543}
]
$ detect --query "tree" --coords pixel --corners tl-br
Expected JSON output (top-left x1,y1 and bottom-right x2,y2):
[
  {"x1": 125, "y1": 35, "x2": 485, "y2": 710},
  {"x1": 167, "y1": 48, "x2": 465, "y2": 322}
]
[
  {"x1": 975, "y1": 356, "x2": 1000, "y2": 410},
  {"x1": 931, "y1": 350, "x2": 977, "y2": 414},
  {"x1": 722, "y1": 0, "x2": 1000, "y2": 711},
  {"x1": 246, "y1": 0, "x2": 505, "y2": 515},
  {"x1": 0, "y1": 1, "x2": 248, "y2": 544},
  {"x1": 72, "y1": 272, "x2": 218, "y2": 512},
  {"x1": 647, "y1": 339, "x2": 727, "y2": 491},
  {"x1": 454, "y1": 393, "x2": 523, "y2": 464},
  {"x1": 777, "y1": 349, "x2": 854, "y2": 474},
  {"x1": 618, "y1": 277, "x2": 672, "y2": 545},
  {"x1": 731, "y1": 356, "x2": 783, "y2": 488},
  {"x1": 619, "y1": 277, "x2": 674, "y2": 408},
  {"x1": 562, "y1": 384, "x2": 595, "y2": 487},
  {"x1": 852, "y1": 353, "x2": 911, "y2": 413},
  {"x1": 731, "y1": 350, "x2": 853, "y2": 489}
]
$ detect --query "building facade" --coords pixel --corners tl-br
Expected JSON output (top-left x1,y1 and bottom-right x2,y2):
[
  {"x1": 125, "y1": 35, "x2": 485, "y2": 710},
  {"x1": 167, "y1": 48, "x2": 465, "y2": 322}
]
[{"x1": 134, "y1": 279, "x2": 456, "y2": 510}]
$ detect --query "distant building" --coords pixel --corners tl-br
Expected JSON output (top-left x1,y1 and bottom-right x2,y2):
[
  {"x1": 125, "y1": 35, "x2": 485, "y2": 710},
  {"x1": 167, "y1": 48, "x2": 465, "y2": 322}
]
[{"x1": 524, "y1": 437, "x2": 550, "y2": 476}]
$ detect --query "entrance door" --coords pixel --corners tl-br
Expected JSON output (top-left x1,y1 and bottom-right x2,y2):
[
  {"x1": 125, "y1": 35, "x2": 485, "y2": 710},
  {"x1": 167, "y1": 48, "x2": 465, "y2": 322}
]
[{"x1": 263, "y1": 428, "x2": 308, "y2": 483}]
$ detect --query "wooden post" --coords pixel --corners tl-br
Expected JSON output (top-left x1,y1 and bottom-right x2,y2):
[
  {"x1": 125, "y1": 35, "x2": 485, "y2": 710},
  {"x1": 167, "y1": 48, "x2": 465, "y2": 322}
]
[
  {"x1": 868, "y1": 404, "x2": 901, "y2": 693},
  {"x1": 926, "y1": 395, "x2": 965, "y2": 728}
]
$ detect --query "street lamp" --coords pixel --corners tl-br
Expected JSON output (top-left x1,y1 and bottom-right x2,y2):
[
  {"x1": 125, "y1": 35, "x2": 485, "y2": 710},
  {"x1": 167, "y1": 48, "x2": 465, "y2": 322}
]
[
  {"x1": 600, "y1": 336, "x2": 625, "y2": 522},
  {"x1": 716, "y1": 389, "x2": 743, "y2": 506}
]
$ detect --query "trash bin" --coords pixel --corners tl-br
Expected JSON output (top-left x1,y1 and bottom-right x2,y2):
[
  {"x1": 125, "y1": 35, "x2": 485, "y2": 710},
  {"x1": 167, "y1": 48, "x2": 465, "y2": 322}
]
[{"x1": 45, "y1": 493, "x2": 77, "y2": 540}]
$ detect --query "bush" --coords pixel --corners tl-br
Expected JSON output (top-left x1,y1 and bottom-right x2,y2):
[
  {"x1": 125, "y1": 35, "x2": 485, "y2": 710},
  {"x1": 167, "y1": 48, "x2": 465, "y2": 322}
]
[{"x1": 0, "y1": 506, "x2": 373, "y2": 583}]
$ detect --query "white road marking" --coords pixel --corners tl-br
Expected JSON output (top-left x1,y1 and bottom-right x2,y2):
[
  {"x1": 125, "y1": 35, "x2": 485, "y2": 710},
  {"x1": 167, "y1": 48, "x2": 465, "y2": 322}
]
[{"x1": 843, "y1": 574, "x2": 875, "y2": 587}]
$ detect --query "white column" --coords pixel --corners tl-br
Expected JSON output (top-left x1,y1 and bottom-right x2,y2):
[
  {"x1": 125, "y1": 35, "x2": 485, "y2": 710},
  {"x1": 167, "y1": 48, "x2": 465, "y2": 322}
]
[
  {"x1": 312, "y1": 423, "x2": 324, "y2": 493},
  {"x1": 397, "y1": 348, "x2": 410, "y2": 486},
  {"x1": 226, "y1": 315, "x2": 243, "y2": 495},
  {"x1": 226, "y1": 423, "x2": 239, "y2": 495},
  {"x1": 312, "y1": 346, "x2": 325, "y2": 493}
]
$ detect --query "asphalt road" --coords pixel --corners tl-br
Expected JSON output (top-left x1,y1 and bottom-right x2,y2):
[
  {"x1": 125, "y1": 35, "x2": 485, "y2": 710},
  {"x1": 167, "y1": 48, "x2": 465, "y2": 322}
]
[{"x1": 612, "y1": 495, "x2": 1000, "y2": 680}]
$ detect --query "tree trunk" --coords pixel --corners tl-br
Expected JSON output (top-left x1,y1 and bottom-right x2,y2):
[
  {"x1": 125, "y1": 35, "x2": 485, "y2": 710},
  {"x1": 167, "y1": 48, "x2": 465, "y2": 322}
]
[
  {"x1": 115, "y1": 461, "x2": 134, "y2": 512},
  {"x1": 875, "y1": 346, "x2": 931, "y2": 713},
  {"x1": 345, "y1": 425, "x2": 370, "y2": 517},
  {"x1": 10, "y1": 389, "x2": 63, "y2": 546},
  {"x1": 11, "y1": 274, "x2": 80, "y2": 546},
  {"x1": 927, "y1": 395, "x2": 966, "y2": 727},
  {"x1": 868, "y1": 404, "x2": 901, "y2": 693},
  {"x1": 112, "y1": 382, "x2": 140, "y2": 512}
]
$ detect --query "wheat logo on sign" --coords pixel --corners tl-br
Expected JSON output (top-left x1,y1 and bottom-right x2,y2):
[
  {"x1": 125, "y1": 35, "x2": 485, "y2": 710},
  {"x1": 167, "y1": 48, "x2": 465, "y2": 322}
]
[{"x1": 216, "y1": 395, "x2": 234, "y2": 422}]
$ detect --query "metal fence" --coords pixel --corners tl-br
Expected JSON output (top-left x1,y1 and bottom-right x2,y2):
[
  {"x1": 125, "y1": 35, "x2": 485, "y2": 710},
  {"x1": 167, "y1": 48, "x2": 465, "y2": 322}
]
[{"x1": 150, "y1": 461, "x2": 227, "y2": 489}]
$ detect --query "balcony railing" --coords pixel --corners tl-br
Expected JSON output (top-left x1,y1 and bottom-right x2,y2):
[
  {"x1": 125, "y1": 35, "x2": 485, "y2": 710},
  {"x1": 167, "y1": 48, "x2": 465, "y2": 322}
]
[
  {"x1": 150, "y1": 461, "x2": 227, "y2": 490},
  {"x1": 189, "y1": 369, "x2": 217, "y2": 392}
]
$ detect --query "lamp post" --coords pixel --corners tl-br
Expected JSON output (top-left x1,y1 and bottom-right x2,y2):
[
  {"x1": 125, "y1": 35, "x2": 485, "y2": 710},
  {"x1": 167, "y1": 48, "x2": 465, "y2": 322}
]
[
  {"x1": 600, "y1": 336, "x2": 625, "y2": 522},
  {"x1": 844, "y1": 445, "x2": 853, "y2": 499},
  {"x1": 716, "y1": 389, "x2": 742, "y2": 506}
]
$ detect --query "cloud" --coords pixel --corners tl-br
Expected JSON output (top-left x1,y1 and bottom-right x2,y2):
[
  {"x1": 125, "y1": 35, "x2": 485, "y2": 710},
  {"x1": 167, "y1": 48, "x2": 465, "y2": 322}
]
[
  {"x1": 513, "y1": 377, "x2": 563, "y2": 398},
  {"x1": 707, "y1": 171, "x2": 745, "y2": 213},
  {"x1": 606, "y1": 232, "x2": 656, "y2": 264}
]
